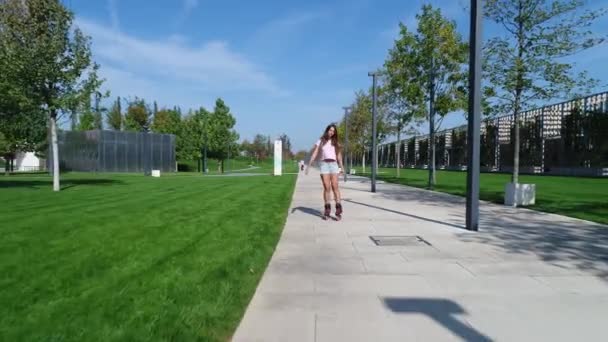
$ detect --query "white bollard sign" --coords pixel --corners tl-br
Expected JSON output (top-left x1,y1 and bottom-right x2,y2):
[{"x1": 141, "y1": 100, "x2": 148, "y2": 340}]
[{"x1": 274, "y1": 140, "x2": 282, "y2": 176}]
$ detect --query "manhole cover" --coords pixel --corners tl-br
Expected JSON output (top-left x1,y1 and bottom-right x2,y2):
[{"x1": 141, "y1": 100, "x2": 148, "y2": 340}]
[{"x1": 369, "y1": 235, "x2": 431, "y2": 247}]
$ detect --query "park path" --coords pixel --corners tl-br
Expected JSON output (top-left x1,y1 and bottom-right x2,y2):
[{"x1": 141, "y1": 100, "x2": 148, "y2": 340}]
[{"x1": 232, "y1": 168, "x2": 608, "y2": 341}]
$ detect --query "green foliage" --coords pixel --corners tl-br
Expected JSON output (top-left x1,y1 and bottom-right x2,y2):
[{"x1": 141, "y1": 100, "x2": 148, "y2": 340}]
[
  {"x1": 151, "y1": 107, "x2": 181, "y2": 135},
  {"x1": 176, "y1": 107, "x2": 209, "y2": 161},
  {"x1": 207, "y1": 99, "x2": 239, "y2": 172},
  {"x1": 386, "y1": 5, "x2": 467, "y2": 122},
  {"x1": 106, "y1": 96, "x2": 123, "y2": 130},
  {"x1": 0, "y1": 131, "x2": 8, "y2": 155},
  {"x1": 484, "y1": 0, "x2": 606, "y2": 116},
  {"x1": 384, "y1": 4, "x2": 467, "y2": 186},
  {"x1": 77, "y1": 109, "x2": 96, "y2": 131},
  {"x1": 0, "y1": 0, "x2": 103, "y2": 190},
  {"x1": 278, "y1": 133, "x2": 293, "y2": 159},
  {"x1": 342, "y1": 89, "x2": 390, "y2": 158},
  {"x1": 124, "y1": 97, "x2": 151, "y2": 132},
  {"x1": 294, "y1": 150, "x2": 307, "y2": 161},
  {"x1": 250, "y1": 134, "x2": 270, "y2": 160}
]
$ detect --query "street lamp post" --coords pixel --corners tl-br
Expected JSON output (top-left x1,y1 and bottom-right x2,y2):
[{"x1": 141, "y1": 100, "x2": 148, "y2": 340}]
[
  {"x1": 342, "y1": 106, "x2": 350, "y2": 182},
  {"x1": 466, "y1": 0, "x2": 482, "y2": 231},
  {"x1": 368, "y1": 71, "x2": 379, "y2": 193}
]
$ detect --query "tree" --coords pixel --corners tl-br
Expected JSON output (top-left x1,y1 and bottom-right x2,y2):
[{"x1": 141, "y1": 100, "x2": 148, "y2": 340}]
[
  {"x1": 207, "y1": 98, "x2": 239, "y2": 173},
  {"x1": 392, "y1": 5, "x2": 467, "y2": 189},
  {"x1": 93, "y1": 91, "x2": 105, "y2": 130},
  {"x1": 77, "y1": 91, "x2": 106, "y2": 131},
  {"x1": 152, "y1": 107, "x2": 181, "y2": 135},
  {"x1": 294, "y1": 150, "x2": 307, "y2": 161},
  {"x1": 251, "y1": 134, "x2": 268, "y2": 161},
  {"x1": 484, "y1": 0, "x2": 606, "y2": 195},
  {"x1": 340, "y1": 89, "x2": 391, "y2": 171},
  {"x1": 0, "y1": 107, "x2": 46, "y2": 173},
  {"x1": 106, "y1": 96, "x2": 123, "y2": 130},
  {"x1": 176, "y1": 109, "x2": 201, "y2": 162},
  {"x1": 77, "y1": 109, "x2": 96, "y2": 131},
  {"x1": 124, "y1": 97, "x2": 151, "y2": 132},
  {"x1": 279, "y1": 133, "x2": 293, "y2": 160},
  {"x1": 384, "y1": 23, "x2": 427, "y2": 177},
  {"x1": 176, "y1": 107, "x2": 209, "y2": 163},
  {"x1": 240, "y1": 139, "x2": 255, "y2": 159},
  {"x1": 0, "y1": 0, "x2": 103, "y2": 190}
]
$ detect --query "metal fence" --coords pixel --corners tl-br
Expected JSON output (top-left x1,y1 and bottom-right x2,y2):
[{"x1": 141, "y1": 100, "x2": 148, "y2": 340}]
[
  {"x1": 50, "y1": 130, "x2": 176, "y2": 173},
  {"x1": 368, "y1": 91, "x2": 608, "y2": 177}
]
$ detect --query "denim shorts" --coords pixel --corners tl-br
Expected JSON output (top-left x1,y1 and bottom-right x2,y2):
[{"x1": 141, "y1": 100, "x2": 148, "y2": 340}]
[{"x1": 319, "y1": 161, "x2": 340, "y2": 174}]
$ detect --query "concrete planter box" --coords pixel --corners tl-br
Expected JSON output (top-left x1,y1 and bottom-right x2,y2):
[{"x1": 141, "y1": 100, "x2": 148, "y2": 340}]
[{"x1": 504, "y1": 182, "x2": 535, "y2": 207}]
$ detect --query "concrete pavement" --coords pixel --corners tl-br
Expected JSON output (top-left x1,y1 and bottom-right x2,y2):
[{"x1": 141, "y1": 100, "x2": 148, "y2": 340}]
[{"x1": 232, "y1": 168, "x2": 608, "y2": 341}]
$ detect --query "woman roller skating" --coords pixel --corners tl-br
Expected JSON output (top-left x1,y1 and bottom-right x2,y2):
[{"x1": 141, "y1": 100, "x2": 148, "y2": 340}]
[{"x1": 305, "y1": 124, "x2": 344, "y2": 220}]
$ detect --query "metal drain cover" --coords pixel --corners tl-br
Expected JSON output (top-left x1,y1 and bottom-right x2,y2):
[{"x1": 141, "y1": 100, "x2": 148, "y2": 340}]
[{"x1": 369, "y1": 235, "x2": 431, "y2": 247}]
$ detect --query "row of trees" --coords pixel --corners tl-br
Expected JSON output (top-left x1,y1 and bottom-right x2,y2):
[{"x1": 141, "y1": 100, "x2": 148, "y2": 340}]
[
  {"x1": 0, "y1": 0, "x2": 242, "y2": 187},
  {"x1": 341, "y1": 0, "x2": 605, "y2": 191},
  {"x1": 83, "y1": 95, "x2": 241, "y2": 172},
  {"x1": 240, "y1": 134, "x2": 281, "y2": 162}
]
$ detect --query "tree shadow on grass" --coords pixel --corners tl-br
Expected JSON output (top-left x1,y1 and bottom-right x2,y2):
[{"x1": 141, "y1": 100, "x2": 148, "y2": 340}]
[{"x1": 0, "y1": 179, "x2": 124, "y2": 190}]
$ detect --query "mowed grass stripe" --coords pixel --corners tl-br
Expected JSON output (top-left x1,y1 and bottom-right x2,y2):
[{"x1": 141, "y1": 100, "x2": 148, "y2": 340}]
[{"x1": 0, "y1": 173, "x2": 296, "y2": 341}]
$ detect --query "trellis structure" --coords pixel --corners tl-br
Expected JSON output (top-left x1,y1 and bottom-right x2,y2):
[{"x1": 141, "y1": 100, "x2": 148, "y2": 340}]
[{"x1": 358, "y1": 91, "x2": 608, "y2": 177}]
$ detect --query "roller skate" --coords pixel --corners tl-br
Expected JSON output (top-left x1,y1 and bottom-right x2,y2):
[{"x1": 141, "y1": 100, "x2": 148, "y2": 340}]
[
  {"x1": 335, "y1": 202, "x2": 343, "y2": 221},
  {"x1": 322, "y1": 203, "x2": 331, "y2": 220}
]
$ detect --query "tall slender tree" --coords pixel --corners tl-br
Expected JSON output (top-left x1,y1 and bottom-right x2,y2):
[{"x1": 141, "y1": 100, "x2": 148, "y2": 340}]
[{"x1": 484, "y1": 0, "x2": 606, "y2": 199}]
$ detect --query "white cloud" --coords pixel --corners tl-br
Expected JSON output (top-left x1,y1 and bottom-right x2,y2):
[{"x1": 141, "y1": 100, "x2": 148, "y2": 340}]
[
  {"x1": 247, "y1": 10, "x2": 328, "y2": 58},
  {"x1": 76, "y1": 18, "x2": 285, "y2": 96},
  {"x1": 98, "y1": 65, "x2": 215, "y2": 110}
]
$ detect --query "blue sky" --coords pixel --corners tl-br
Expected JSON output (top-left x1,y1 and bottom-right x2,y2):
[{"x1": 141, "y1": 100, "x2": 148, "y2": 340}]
[{"x1": 65, "y1": 0, "x2": 608, "y2": 151}]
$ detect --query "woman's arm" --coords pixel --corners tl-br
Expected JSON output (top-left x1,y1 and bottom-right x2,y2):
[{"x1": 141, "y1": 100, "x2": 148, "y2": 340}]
[
  {"x1": 306, "y1": 144, "x2": 319, "y2": 174},
  {"x1": 337, "y1": 150, "x2": 344, "y2": 173}
]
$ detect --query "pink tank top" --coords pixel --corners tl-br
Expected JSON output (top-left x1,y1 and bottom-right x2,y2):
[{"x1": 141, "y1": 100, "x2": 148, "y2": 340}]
[{"x1": 315, "y1": 139, "x2": 337, "y2": 160}]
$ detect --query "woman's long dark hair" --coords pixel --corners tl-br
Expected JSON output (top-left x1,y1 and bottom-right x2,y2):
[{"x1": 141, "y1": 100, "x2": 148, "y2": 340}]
[{"x1": 320, "y1": 124, "x2": 341, "y2": 153}]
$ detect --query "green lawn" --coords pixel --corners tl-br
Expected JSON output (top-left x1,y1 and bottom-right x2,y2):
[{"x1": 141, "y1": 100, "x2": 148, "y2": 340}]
[
  {"x1": 178, "y1": 158, "x2": 299, "y2": 175},
  {"x1": 0, "y1": 172, "x2": 296, "y2": 341},
  {"x1": 354, "y1": 167, "x2": 608, "y2": 225}
]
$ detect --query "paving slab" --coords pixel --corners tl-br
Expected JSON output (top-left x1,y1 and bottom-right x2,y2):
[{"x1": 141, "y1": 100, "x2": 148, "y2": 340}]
[{"x1": 232, "y1": 169, "x2": 608, "y2": 341}]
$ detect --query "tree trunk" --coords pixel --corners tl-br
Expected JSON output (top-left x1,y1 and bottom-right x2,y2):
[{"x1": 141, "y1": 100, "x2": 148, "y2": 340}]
[
  {"x1": 512, "y1": 0, "x2": 524, "y2": 188},
  {"x1": 362, "y1": 150, "x2": 366, "y2": 174},
  {"x1": 396, "y1": 128, "x2": 401, "y2": 178},
  {"x1": 50, "y1": 111, "x2": 60, "y2": 191}
]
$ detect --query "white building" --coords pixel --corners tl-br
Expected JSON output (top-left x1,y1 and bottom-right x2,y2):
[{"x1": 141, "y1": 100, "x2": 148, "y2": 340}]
[{"x1": 15, "y1": 152, "x2": 45, "y2": 172}]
